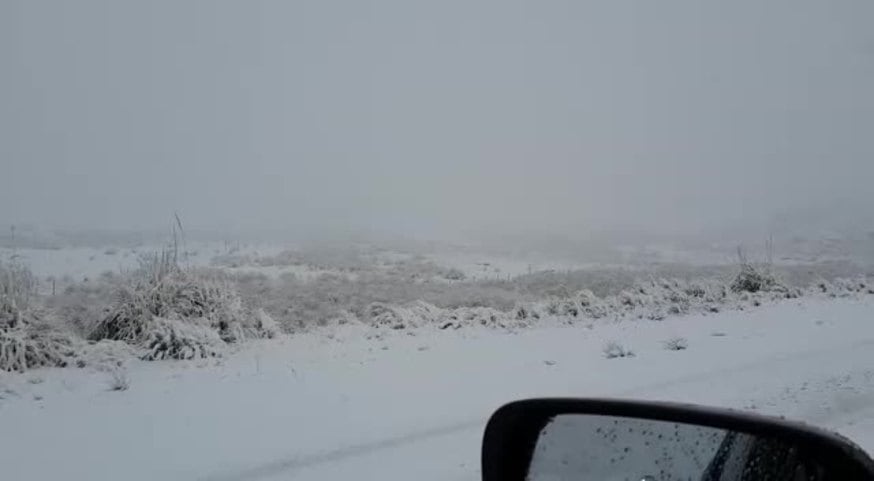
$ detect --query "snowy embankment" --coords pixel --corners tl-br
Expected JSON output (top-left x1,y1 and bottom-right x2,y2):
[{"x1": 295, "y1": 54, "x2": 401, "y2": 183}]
[{"x1": 2, "y1": 295, "x2": 874, "y2": 480}]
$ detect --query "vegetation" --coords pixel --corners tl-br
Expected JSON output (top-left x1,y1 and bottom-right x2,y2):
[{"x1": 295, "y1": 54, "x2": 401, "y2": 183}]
[
  {"x1": 603, "y1": 341, "x2": 635, "y2": 359},
  {"x1": 0, "y1": 234, "x2": 871, "y2": 371},
  {"x1": 663, "y1": 337, "x2": 689, "y2": 351},
  {"x1": 1, "y1": 260, "x2": 78, "y2": 372},
  {"x1": 90, "y1": 248, "x2": 277, "y2": 361}
]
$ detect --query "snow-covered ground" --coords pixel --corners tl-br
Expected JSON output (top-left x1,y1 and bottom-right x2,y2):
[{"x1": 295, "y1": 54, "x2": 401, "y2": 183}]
[
  {"x1": 2, "y1": 295, "x2": 874, "y2": 480},
  {"x1": 0, "y1": 242, "x2": 289, "y2": 281},
  {"x1": 5, "y1": 235, "x2": 870, "y2": 287}
]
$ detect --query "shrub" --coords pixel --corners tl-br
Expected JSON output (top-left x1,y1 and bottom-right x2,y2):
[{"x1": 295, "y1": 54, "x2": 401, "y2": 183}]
[
  {"x1": 730, "y1": 247, "x2": 780, "y2": 293},
  {"x1": 0, "y1": 260, "x2": 79, "y2": 372},
  {"x1": 663, "y1": 337, "x2": 689, "y2": 351},
  {"x1": 603, "y1": 341, "x2": 634, "y2": 359},
  {"x1": 731, "y1": 265, "x2": 778, "y2": 293},
  {"x1": 90, "y1": 249, "x2": 273, "y2": 360},
  {"x1": 1, "y1": 260, "x2": 38, "y2": 329},
  {"x1": 0, "y1": 323, "x2": 79, "y2": 372},
  {"x1": 139, "y1": 317, "x2": 226, "y2": 361}
]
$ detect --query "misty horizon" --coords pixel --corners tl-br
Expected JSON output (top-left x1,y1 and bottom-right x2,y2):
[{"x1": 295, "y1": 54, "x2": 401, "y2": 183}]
[{"x1": 2, "y1": 0, "x2": 872, "y2": 241}]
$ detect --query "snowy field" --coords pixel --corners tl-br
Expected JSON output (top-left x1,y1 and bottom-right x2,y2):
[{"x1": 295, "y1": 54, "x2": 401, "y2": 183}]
[
  {"x1": 0, "y1": 242, "x2": 285, "y2": 281},
  {"x1": 2, "y1": 234, "x2": 873, "y2": 480},
  {"x1": 2, "y1": 295, "x2": 874, "y2": 480},
  {"x1": 4, "y1": 231, "x2": 870, "y2": 283}
]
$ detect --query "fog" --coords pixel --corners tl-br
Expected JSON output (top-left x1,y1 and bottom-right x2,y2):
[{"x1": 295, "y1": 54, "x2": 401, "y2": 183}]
[{"x1": 2, "y1": 0, "x2": 873, "y2": 243}]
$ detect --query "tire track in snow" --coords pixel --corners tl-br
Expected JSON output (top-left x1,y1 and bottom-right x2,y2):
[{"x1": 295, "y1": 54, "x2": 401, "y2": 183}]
[
  {"x1": 199, "y1": 419, "x2": 482, "y2": 481},
  {"x1": 201, "y1": 337, "x2": 874, "y2": 481}
]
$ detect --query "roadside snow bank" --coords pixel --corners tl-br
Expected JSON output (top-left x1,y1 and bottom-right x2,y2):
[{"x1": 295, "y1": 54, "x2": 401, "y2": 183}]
[{"x1": 352, "y1": 276, "x2": 871, "y2": 335}]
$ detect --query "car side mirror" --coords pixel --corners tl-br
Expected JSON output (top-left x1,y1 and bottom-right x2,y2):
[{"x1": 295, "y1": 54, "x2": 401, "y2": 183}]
[{"x1": 482, "y1": 398, "x2": 874, "y2": 481}]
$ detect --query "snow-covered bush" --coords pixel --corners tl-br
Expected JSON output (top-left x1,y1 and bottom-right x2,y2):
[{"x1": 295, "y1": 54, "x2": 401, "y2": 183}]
[
  {"x1": 545, "y1": 297, "x2": 581, "y2": 319},
  {"x1": 368, "y1": 302, "x2": 407, "y2": 330},
  {"x1": 1, "y1": 260, "x2": 38, "y2": 329},
  {"x1": 730, "y1": 248, "x2": 781, "y2": 293},
  {"x1": 367, "y1": 301, "x2": 449, "y2": 330},
  {"x1": 730, "y1": 264, "x2": 775, "y2": 293},
  {"x1": 1, "y1": 260, "x2": 79, "y2": 372},
  {"x1": 514, "y1": 304, "x2": 539, "y2": 321},
  {"x1": 360, "y1": 299, "x2": 530, "y2": 332},
  {"x1": 0, "y1": 324, "x2": 79, "y2": 372},
  {"x1": 603, "y1": 341, "x2": 634, "y2": 359},
  {"x1": 90, "y1": 249, "x2": 273, "y2": 360},
  {"x1": 576, "y1": 289, "x2": 610, "y2": 319},
  {"x1": 663, "y1": 337, "x2": 689, "y2": 351},
  {"x1": 450, "y1": 306, "x2": 517, "y2": 329},
  {"x1": 139, "y1": 317, "x2": 226, "y2": 361}
]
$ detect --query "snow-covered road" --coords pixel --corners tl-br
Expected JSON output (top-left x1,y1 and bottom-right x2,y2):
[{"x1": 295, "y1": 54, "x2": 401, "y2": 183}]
[{"x1": 2, "y1": 296, "x2": 874, "y2": 480}]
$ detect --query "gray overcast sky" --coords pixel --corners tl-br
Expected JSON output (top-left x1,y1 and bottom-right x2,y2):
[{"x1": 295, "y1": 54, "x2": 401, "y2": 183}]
[{"x1": 1, "y1": 0, "x2": 872, "y2": 239}]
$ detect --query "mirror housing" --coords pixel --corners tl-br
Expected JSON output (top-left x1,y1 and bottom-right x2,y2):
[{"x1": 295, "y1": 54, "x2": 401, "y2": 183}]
[{"x1": 482, "y1": 398, "x2": 874, "y2": 481}]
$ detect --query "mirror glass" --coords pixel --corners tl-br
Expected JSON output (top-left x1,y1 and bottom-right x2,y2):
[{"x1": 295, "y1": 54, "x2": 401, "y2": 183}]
[{"x1": 527, "y1": 414, "x2": 826, "y2": 481}]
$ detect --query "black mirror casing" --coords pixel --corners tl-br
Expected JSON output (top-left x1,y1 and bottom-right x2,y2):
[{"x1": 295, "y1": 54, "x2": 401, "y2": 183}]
[{"x1": 482, "y1": 398, "x2": 874, "y2": 481}]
